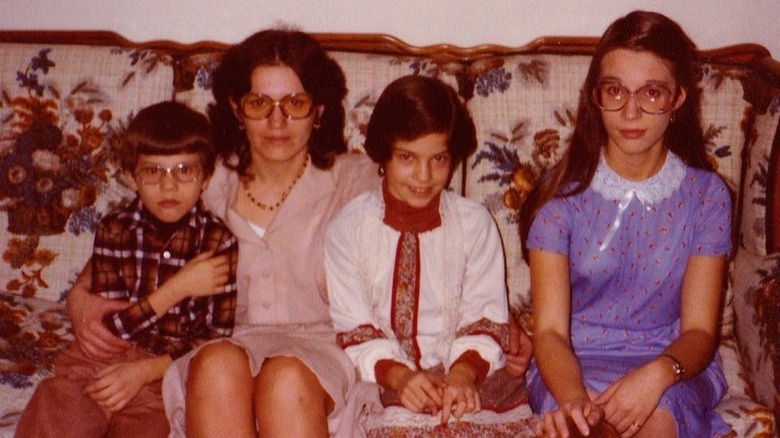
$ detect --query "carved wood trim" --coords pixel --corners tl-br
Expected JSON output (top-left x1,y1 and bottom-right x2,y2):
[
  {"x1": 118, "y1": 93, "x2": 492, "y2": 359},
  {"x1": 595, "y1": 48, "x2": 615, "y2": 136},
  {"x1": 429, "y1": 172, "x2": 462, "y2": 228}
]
[{"x1": 0, "y1": 30, "x2": 778, "y2": 76}]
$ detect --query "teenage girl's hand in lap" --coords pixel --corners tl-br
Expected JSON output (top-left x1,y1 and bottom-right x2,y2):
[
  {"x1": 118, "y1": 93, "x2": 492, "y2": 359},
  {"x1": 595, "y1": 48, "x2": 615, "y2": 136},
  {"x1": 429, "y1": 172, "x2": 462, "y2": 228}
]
[
  {"x1": 594, "y1": 362, "x2": 667, "y2": 436},
  {"x1": 534, "y1": 396, "x2": 604, "y2": 438}
]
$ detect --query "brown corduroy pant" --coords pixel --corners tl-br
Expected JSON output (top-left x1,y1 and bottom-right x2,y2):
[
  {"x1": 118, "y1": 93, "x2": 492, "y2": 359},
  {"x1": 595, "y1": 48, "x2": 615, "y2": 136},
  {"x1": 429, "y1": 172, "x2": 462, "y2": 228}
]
[{"x1": 15, "y1": 343, "x2": 169, "y2": 438}]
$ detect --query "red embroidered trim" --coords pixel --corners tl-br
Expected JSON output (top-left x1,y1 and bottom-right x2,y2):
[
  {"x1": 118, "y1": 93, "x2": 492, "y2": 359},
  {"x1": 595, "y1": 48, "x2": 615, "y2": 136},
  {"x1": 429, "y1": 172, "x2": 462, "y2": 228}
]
[
  {"x1": 391, "y1": 231, "x2": 422, "y2": 368},
  {"x1": 457, "y1": 317, "x2": 511, "y2": 352},
  {"x1": 337, "y1": 324, "x2": 386, "y2": 349}
]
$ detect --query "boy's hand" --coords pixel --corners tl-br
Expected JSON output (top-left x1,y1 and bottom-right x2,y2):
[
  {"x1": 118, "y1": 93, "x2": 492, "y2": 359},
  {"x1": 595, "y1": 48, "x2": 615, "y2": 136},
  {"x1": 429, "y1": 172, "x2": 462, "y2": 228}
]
[
  {"x1": 148, "y1": 251, "x2": 230, "y2": 316},
  {"x1": 84, "y1": 360, "x2": 149, "y2": 413},
  {"x1": 166, "y1": 251, "x2": 230, "y2": 299}
]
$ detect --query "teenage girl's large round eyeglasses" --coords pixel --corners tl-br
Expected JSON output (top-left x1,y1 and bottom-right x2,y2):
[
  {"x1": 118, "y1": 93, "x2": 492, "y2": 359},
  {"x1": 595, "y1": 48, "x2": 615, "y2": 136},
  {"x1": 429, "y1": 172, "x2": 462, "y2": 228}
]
[
  {"x1": 240, "y1": 92, "x2": 314, "y2": 120},
  {"x1": 592, "y1": 81, "x2": 677, "y2": 115}
]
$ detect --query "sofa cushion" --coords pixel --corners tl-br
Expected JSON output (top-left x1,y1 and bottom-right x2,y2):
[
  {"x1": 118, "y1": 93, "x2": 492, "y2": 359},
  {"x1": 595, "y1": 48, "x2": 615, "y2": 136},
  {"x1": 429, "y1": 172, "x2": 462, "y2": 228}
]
[{"x1": 0, "y1": 43, "x2": 173, "y2": 302}]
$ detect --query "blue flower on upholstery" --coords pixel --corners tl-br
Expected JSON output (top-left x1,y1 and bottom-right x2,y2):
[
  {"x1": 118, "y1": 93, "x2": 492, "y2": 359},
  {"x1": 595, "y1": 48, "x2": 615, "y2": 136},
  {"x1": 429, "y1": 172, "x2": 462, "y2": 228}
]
[
  {"x1": 195, "y1": 63, "x2": 217, "y2": 90},
  {"x1": 475, "y1": 67, "x2": 511, "y2": 97},
  {"x1": 14, "y1": 49, "x2": 54, "y2": 97}
]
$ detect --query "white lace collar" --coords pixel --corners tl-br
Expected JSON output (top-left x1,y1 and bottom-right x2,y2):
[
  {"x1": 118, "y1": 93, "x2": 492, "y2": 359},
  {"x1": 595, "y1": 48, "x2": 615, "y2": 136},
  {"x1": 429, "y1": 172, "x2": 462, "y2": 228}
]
[
  {"x1": 592, "y1": 151, "x2": 686, "y2": 251},
  {"x1": 592, "y1": 151, "x2": 685, "y2": 203}
]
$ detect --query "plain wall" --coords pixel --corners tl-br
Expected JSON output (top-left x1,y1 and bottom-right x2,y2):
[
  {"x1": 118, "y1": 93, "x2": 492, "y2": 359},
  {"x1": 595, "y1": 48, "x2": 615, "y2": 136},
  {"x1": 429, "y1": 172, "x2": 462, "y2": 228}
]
[{"x1": 2, "y1": 1, "x2": 778, "y2": 58}]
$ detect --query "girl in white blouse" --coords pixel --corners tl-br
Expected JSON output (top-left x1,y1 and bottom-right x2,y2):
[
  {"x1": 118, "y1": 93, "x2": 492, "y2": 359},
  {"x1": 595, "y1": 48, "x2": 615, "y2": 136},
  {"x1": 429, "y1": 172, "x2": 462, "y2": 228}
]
[{"x1": 326, "y1": 75, "x2": 529, "y2": 429}]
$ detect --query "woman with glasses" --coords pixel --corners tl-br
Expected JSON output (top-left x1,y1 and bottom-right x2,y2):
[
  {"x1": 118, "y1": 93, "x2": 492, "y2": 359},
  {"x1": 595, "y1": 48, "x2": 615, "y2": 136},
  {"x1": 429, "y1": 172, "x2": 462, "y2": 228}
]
[
  {"x1": 520, "y1": 11, "x2": 731, "y2": 438},
  {"x1": 66, "y1": 30, "x2": 380, "y2": 438}
]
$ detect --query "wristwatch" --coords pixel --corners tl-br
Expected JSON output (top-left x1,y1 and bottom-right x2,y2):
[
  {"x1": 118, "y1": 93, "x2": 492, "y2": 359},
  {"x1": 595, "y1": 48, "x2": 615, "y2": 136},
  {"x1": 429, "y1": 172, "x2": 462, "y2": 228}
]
[{"x1": 661, "y1": 353, "x2": 685, "y2": 381}]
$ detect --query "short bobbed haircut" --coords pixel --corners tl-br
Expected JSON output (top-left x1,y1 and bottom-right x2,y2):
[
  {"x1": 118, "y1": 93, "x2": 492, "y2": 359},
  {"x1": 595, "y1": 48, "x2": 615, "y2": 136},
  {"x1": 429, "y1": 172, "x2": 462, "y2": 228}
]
[
  {"x1": 120, "y1": 101, "x2": 215, "y2": 176},
  {"x1": 209, "y1": 29, "x2": 348, "y2": 175},
  {"x1": 364, "y1": 75, "x2": 476, "y2": 168}
]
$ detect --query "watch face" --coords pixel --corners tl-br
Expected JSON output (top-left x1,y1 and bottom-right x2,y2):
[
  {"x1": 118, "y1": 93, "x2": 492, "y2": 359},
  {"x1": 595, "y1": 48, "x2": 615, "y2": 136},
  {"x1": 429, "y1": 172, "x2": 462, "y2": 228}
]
[{"x1": 663, "y1": 354, "x2": 684, "y2": 380}]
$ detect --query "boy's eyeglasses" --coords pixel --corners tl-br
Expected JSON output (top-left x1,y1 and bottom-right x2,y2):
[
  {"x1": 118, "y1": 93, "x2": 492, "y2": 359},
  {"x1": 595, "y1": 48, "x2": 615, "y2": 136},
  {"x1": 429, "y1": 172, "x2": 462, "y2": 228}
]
[
  {"x1": 239, "y1": 92, "x2": 314, "y2": 120},
  {"x1": 592, "y1": 82, "x2": 677, "y2": 115},
  {"x1": 135, "y1": 163, "x2": 202, "y2": 185}
]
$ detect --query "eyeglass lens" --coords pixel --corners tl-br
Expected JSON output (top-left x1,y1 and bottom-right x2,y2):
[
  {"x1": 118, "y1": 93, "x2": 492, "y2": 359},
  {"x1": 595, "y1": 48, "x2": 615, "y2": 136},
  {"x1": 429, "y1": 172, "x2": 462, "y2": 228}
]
[
  {"x1": 136, "y1": 163, "x2": 202, "y2": 184},
  {"x1": 240, "y1": 93, "x2": 314, "y2": 120},
  {"x1": 594, "y1": 82, "x2": 674, "y2": 114}
]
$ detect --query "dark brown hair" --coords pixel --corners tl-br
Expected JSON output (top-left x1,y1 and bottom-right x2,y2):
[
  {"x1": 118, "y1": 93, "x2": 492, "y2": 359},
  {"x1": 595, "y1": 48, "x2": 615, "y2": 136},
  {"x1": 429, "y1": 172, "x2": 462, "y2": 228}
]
[
  {"x1": 519, "y1": 10, "x2": 708, "y2": 255},
  {"x1": 364, "y1": 75, "x2": 476, "y2": 169},
  {"x1": 209, "y1": 29, "x2": 347, "y2": 174},
  {"x1": 121, "y1": 100, "x2": 215, "y2": 176}
]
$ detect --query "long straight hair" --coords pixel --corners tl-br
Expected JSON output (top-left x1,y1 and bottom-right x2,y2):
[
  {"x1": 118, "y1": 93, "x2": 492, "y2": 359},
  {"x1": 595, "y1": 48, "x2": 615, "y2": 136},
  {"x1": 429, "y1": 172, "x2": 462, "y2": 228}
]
[{"x1": 519, "y1": 10, "x2": 710, "y2": 257}]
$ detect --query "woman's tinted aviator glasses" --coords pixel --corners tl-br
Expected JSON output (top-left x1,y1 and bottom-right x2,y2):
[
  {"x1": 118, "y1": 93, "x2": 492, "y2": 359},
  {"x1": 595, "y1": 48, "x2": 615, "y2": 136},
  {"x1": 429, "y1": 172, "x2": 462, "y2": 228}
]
[
  {"x1": 240, "y1": 92, "x2": 314, "y2": 120},
  {"x1": 592, "y1": 82, "x2": 677, "y2": 115}
]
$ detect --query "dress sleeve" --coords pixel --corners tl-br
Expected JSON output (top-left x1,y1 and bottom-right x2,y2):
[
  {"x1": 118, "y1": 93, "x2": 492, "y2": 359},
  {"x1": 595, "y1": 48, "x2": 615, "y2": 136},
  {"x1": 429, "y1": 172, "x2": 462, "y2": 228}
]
[
  {"x1": 200, "y1": 223, "x2": 239, "y2": 340},
  {"x1": 526, "y1": 196, "x2": 572, "y2": 255},
  {"x1": 691, "y1": 173, "x2": 732, "y2": 256},
  {"x1": 448, "y1": 205, "x2": 510, "y2": 376},
  {"x1": 325, "y1": 200, "x2": 416, "y2": 382}
]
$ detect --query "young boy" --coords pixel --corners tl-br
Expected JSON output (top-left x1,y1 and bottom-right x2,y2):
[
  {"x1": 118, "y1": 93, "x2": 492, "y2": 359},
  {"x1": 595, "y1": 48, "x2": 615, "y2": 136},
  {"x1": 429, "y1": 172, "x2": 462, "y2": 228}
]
[{"x1": 15, "y1": 101, "x2": 238, "y2": 438}]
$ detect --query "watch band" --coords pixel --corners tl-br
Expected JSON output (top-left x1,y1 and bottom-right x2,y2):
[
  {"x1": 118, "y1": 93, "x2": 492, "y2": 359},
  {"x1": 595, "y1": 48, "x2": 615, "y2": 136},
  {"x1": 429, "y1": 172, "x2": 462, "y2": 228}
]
[{"x1": 661, "y1": 353, "x2": 685, "y2": 381}]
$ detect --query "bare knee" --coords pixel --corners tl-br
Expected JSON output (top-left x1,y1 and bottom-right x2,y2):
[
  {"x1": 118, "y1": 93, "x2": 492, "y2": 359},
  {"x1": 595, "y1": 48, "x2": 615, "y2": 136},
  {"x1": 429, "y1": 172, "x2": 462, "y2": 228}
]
[
  {"x1": 187, "y1": 341, "x2": 252, "y2": 396},
  {"x1": 637, "y1": 408, "x2": 676, "y2": 438},
  {"x1": 255, "y1": 356, "x2": 332, "y2": 411},
  {"x1": 185, "y1": 341, "x2": 256, "y2": 438}
]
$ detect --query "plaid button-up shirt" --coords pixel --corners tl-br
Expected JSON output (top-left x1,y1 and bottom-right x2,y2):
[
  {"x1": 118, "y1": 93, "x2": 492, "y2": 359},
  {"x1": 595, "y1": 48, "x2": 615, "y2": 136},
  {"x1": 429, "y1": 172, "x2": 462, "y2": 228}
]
[{"x1": 92, "y1": 198, "x2": 238, "y2": 359}]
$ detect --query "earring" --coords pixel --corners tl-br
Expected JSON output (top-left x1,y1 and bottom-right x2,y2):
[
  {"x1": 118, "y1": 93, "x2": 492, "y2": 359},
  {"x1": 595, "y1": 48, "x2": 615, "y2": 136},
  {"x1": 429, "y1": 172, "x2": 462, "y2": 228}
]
[
  {"x1": 377, "y1": 165, "x2": 385, "y2": 177},
  {"x1": 313, "y1": 119, "x2": 321, "y2": 130},
  {"x1": 237, "y1": 119, "x2": 245, "y2": 130}
]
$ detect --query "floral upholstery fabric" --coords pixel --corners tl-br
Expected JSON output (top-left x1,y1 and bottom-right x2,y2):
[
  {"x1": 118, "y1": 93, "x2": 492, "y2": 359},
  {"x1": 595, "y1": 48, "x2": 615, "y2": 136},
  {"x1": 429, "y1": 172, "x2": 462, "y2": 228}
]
[
  {"x1": 740, "y1": 99, "x2": 780, "y2": 256},
  {"x1": 0, "y1": 43, "x2": 172, "y2": 303},
  {"x1": 464, "y1": 53, "x2": 587, "y2": 323},
  {"x1": 0, "y1": 295, "x2": 72, "y2": 434},
  {"x1": 734, "y1": 250, "x2": 780, "y2": 431}
]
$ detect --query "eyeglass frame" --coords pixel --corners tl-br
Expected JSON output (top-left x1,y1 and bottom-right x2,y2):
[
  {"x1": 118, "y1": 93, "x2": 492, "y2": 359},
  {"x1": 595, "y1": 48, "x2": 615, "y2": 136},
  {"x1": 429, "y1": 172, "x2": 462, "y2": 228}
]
[
  {"x1": 134, "y1": 162, "x2": 203, "y2": 185},
  {"x1": 239, "y1": 92, "x2": 315, "y2": 120},
  {"x1": 591, "y1": 81, "x2": 680, "y2": 115}
]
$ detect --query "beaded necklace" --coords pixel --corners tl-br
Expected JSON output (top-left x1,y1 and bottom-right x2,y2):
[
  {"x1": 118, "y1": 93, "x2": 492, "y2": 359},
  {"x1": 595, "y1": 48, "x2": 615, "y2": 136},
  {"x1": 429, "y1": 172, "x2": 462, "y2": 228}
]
[{"x1": 242, "y1": 155, "x2": 309, "y2": 211}]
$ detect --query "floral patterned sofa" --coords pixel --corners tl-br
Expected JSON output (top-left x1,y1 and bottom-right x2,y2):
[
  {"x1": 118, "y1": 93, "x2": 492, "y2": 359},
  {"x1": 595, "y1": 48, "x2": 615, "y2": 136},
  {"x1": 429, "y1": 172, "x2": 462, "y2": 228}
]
[{"x1": 0, "y1": 30, "x2": 778, "y2": 437}]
